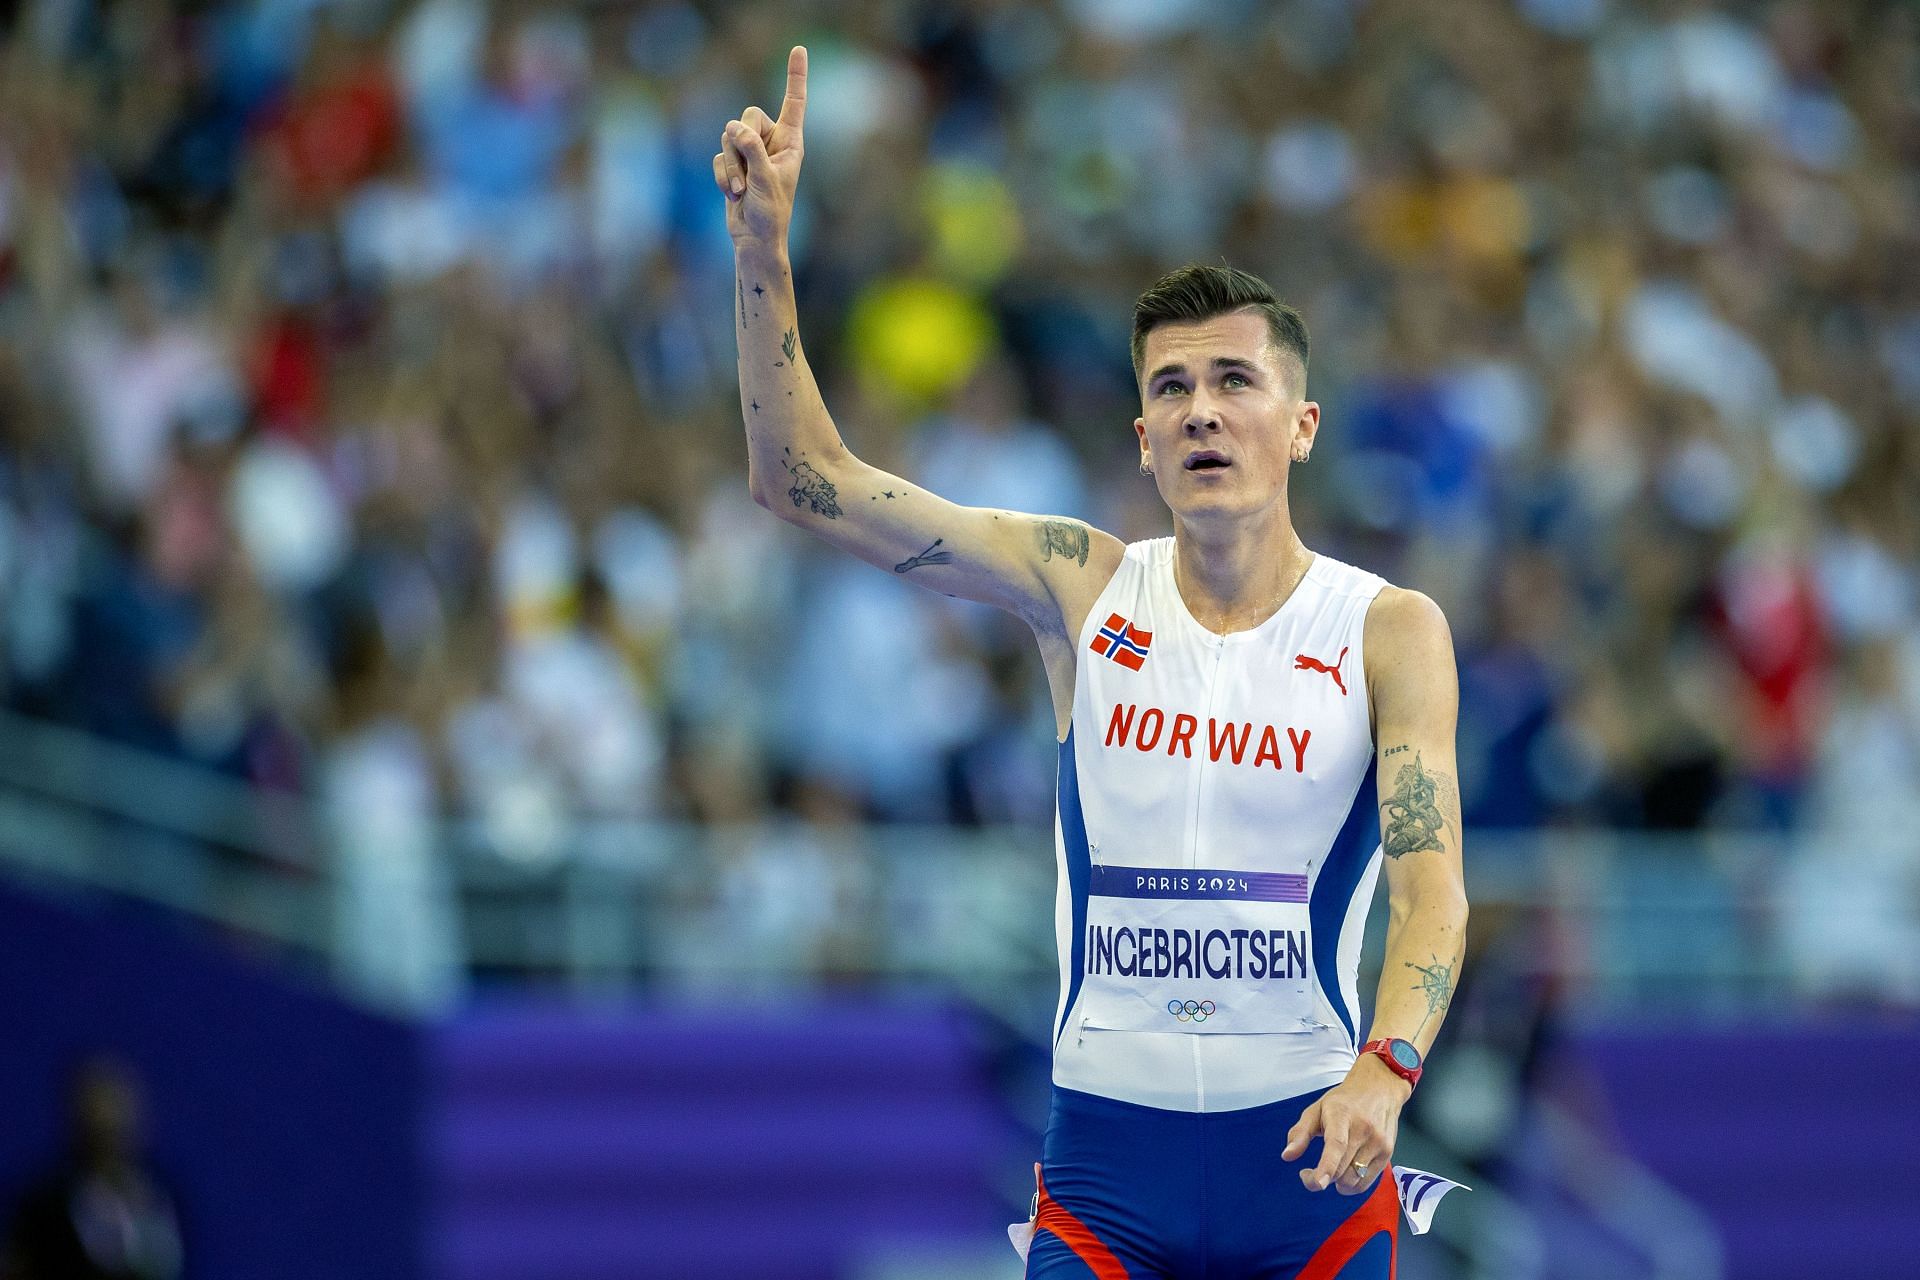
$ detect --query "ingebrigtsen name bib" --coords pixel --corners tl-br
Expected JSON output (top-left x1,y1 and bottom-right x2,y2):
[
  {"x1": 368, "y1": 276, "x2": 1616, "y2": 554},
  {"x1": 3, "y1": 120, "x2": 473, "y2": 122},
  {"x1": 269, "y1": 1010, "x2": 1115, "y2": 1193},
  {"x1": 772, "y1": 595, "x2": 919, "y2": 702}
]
[{"x1": 1079, "y1": 864, "x2": 1313, "y2": 1033}]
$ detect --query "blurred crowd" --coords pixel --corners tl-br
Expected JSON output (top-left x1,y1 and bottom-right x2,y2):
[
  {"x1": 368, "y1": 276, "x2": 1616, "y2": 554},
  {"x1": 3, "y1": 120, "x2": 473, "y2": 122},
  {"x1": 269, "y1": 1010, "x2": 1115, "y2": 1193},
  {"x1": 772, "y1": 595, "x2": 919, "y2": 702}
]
[{"x1": 0, "y1": 0, "x2": 1916, "y2": 878}]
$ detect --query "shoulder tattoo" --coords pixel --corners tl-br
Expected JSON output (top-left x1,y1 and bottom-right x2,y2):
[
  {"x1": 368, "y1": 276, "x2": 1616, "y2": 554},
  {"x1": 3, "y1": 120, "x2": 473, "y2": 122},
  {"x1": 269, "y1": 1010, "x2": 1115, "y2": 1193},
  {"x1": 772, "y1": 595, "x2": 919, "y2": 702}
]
[{"x1": 1037, "y1": 519, "x2": 1090, "y2": 567}]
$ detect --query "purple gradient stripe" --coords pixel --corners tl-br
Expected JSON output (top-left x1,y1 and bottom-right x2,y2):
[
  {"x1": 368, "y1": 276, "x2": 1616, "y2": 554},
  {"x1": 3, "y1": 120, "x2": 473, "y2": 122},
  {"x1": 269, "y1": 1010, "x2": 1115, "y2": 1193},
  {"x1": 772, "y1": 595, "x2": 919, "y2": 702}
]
[{"x1": 1090, "y1": 866, "x2": 1308, "y2": 902}]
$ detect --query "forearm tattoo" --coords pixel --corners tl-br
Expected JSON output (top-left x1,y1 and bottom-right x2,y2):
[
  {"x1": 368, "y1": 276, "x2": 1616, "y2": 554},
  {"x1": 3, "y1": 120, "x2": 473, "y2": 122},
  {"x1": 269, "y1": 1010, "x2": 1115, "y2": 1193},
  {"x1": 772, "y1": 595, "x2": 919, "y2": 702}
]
[
  {"x1": 783, "y1": 448, "x2": 841, "y2": 519},
  {"x1": 1381, "y1": 750, "x2": 1456, "y2": 858},
  {"x1": 1037, "y1": 519, "x2": 1090, "y2": 567},
  {"x1": 781, "y1": 327, "x2": 797, "y2": 363},
  {"x1": 894, "y1": 538, "x2": 954, "y2": 573},
  {"x1": 1407, "y1": 953, "x2": 1456, "y2": 1039}
]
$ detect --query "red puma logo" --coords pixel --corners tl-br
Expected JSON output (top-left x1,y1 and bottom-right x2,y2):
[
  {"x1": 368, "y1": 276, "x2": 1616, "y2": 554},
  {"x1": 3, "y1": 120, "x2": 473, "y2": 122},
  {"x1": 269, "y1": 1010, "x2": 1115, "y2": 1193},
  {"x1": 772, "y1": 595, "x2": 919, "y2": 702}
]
[{"x1": 1295, "y1": 646, "x2": 1349, "y2": 696}]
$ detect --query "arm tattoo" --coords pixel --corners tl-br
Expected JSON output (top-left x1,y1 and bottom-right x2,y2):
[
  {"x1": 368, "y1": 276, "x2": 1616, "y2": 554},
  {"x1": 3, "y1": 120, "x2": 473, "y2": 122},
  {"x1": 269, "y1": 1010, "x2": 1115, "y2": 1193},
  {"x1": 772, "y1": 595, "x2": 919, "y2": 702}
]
[
  {"x1": 1381, "y1": 750, "x2": 1456, "y2": 858},
  {"x1": 784, "y1": 453, "x2": 842, "y2": 519},
  {"x1": 781, "y1": 328, "x2": 797, "y2": 363},
  {"x1": 737, "y1": 278, "x2": 747, "y2": 326},
  {"x1": 1407, "y1": 953, "x2": 1456, "y2": 1039},
  {"x1": 894, "y1": 538, "x2": 954, "y2": 573},
  {"x1": 1037, "y1": 519, "x2": 1090, "y2": 567}
]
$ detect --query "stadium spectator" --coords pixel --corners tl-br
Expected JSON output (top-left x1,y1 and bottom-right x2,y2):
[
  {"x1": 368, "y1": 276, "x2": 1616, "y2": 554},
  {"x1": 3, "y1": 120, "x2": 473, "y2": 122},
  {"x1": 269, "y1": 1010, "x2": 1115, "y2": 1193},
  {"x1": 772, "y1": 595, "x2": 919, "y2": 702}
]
[{"x1": 1, "y1": 1056, "x2": 183, "y2": 1280}]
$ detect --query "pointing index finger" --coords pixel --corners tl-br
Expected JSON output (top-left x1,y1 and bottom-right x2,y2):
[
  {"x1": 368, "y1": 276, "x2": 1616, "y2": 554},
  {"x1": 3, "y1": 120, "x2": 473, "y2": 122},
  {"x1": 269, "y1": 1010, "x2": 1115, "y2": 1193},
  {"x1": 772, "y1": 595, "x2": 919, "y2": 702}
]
[{"x1": 779, "y1": 45, "x2": 808, "y2": 132}]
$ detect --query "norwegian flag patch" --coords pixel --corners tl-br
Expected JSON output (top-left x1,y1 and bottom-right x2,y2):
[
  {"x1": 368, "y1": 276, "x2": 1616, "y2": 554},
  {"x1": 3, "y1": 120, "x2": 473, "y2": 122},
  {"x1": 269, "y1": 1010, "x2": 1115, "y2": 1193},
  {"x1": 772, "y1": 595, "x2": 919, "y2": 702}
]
[{"x1": 1090, "y1": 612, "x2": 1153, "y2": 671}]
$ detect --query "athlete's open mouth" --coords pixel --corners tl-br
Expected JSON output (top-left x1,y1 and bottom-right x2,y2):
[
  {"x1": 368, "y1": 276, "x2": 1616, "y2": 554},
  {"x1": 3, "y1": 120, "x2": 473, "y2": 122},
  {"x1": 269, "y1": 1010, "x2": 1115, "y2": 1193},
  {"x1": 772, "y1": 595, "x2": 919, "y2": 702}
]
[{"x1": 1185, "y1": 452, "x2": 1230, "y2": 470}]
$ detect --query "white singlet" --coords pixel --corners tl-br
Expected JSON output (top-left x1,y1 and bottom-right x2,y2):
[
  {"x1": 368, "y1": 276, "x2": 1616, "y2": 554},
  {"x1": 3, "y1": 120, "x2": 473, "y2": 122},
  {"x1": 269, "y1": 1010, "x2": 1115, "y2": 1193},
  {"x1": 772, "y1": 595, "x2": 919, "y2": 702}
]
[{"x1": 1050, "y1": 537, "x2": 1390, "y2": 1112}]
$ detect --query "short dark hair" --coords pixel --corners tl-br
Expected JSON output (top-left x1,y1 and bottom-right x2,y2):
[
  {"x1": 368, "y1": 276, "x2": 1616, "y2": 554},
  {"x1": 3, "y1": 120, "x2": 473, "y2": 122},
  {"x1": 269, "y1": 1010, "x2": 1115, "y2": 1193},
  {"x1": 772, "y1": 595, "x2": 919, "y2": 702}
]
[{"x1": 1130, "y1": 264, "x2": 1309, "y2": 391}]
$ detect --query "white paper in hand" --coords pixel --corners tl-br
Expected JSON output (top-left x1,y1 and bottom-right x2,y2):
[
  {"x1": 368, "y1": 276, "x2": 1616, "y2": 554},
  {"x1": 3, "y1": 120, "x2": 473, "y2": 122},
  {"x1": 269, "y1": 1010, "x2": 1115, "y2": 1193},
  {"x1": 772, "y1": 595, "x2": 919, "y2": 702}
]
[
  {"x1": 1007, "y1": 1215, "x2": 1036, "y2": 1262},
  {"x1": 1392, "y1": 1165, "x2": 1469, "y2": 1235},
  {"x1": 1010, "y1": 1164, "x2": 1041, "y2": 1262}
]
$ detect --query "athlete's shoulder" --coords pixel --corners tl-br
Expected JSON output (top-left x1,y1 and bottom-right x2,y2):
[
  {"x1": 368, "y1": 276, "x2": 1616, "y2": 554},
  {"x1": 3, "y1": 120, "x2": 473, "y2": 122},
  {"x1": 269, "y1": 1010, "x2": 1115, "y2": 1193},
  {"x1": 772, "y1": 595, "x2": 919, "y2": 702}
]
[
  {"x1": 1305, "y1": 551, "x2": 1394, "y2": 601},
  {"x1": 1366, "y1": 584, "x2": 1448, "y2": 633},
  {"x1": 1035, "y1": 522, "x2": 1129, "y2": 645},
  {"x1": 1362, "y1": 585, "x2": 1457, "y2": 698},
  {"x1": 1094, "y1": 534, "x2": 1170, "y2": 582}
]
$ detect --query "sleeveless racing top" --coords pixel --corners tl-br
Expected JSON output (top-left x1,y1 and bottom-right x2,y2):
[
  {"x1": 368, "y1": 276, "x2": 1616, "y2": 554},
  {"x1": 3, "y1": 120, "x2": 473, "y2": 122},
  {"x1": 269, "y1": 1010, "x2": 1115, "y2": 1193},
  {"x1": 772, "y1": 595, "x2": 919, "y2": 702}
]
[{"x1": 1050, "y1": 537, "x2": 1390, "y2": 1112}]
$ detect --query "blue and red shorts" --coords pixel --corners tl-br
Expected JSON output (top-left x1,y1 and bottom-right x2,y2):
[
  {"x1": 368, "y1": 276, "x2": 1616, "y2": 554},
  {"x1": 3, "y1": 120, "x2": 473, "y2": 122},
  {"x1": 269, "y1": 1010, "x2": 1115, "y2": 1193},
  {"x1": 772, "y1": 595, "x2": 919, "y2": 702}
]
[{"x1": 1027, "y1": 1084, "x2": 1398, "y2": 1279}]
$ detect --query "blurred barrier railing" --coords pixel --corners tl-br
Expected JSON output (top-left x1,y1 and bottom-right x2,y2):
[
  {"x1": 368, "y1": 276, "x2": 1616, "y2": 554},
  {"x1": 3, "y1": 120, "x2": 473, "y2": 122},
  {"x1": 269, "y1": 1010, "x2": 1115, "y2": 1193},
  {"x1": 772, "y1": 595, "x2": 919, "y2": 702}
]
[
  {"x1": 0, "y1": 709, "x2": 329, "y2": 954},
  {"x1": 0, "y1": 709, "x2": 316, "y2": 866},
  {"x1": 1, "y1": 709, "x2": 1911, "y2": 1017}
]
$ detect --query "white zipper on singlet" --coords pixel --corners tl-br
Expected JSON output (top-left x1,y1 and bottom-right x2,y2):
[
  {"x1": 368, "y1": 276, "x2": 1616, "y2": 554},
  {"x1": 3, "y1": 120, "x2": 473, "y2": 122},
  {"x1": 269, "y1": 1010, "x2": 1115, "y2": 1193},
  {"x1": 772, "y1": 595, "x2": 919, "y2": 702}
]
[
  {"x1": 1188, "y1": 632, "x2": 1225, "y2": 871},
  {"x1": 1189, "y1": 631, "x2": 1225, "y2": 1110}
]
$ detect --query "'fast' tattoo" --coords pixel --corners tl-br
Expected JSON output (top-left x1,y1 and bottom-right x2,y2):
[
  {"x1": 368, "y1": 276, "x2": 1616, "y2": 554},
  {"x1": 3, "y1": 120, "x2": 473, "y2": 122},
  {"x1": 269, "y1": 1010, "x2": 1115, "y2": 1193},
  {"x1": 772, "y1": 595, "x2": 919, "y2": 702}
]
[
  {"x1": 1381, "y1": 750, "x2": 1457, "y2": 858},
  {"x1": 894, "y1": 538, "x2": 954, "y2": 573},
  {"x1": 1037, "y1": 519, "x2": 1090, "y2": 567},
  {"x1": 784, "y1": 451, "x2": 842, "y2": 519},
  {"x1": 1406, "y1": 953, "x2": 1456, "y2": 1039}
]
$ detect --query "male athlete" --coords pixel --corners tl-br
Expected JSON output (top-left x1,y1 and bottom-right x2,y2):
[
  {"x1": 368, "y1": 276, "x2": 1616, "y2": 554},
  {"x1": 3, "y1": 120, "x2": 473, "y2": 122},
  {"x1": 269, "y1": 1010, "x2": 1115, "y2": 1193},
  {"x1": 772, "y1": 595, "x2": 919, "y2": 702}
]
[{"x1": 717, "y1": 48, "x2": 1469, "y2": 1278}]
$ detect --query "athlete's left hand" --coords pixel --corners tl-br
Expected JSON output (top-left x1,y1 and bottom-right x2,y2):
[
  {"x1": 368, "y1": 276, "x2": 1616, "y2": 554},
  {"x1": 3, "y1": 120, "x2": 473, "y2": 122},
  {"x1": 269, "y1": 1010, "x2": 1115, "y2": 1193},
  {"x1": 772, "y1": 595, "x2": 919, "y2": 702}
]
[{"x1": 1282, "y1": 1054, "x2": 1411, "y2": 1194}]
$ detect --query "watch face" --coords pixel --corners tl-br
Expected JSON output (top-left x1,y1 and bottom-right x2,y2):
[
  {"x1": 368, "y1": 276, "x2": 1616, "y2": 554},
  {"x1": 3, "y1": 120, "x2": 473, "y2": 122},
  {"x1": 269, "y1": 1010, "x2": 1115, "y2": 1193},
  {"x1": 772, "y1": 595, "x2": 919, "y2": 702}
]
[{"x1": 1390, "y1": 1040, "x2": 1422, "y2": 1069}]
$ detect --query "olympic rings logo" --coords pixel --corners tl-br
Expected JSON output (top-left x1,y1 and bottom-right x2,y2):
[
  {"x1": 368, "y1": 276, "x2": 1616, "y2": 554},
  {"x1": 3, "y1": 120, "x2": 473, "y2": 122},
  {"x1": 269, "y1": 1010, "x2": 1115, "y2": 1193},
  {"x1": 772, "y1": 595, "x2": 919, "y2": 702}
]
[{"x1": 1167, "y1": 999, "x2": 1216, "y2": 1023}]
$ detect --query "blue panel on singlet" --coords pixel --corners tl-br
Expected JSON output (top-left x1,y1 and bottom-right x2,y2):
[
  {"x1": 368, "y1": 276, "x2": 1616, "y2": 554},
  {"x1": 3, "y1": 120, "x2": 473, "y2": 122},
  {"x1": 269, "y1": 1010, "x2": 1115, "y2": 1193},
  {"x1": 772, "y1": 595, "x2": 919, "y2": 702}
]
[
  {"x1": 1055, "y1": 728, "x2": 1091, "y2": 1047},
  {"x1": 1308, "y1": 760, "x2": 1380, "y2": 1045}
]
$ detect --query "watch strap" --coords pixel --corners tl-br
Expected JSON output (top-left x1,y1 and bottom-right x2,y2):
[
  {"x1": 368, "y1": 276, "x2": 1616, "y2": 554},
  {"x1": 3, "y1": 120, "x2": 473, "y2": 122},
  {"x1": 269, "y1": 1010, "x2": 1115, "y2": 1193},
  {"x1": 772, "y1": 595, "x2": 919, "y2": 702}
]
[{"x1": 1359, "y1": 1037, "x2": 1424, "y2": 1090}]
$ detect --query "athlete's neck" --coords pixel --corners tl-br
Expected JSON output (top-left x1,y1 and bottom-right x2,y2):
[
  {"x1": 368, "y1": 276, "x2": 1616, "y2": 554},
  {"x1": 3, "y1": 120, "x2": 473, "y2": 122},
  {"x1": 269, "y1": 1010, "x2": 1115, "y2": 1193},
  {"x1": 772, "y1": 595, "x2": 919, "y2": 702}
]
[{"x1": 1170, "y1": 506, "x2": 1314, "y2": 636}]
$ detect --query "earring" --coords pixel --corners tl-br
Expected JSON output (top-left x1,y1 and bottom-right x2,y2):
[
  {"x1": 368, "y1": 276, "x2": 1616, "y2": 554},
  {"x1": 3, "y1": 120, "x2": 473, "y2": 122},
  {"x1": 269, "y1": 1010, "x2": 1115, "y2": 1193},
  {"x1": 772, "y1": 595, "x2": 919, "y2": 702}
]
[
  {"x1": 1140, "y1": 460, "x2": 1153, "y2": 476},
  {"x1": 1293, "y1": 450, "x2": 1309, "y2": 463}
]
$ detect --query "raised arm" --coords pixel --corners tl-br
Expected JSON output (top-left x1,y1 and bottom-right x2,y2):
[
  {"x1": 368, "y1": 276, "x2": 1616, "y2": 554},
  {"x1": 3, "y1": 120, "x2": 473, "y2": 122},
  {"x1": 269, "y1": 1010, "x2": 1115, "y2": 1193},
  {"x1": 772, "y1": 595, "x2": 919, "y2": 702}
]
[
  {"x1": 714, "y1": 47, "x2": 1121, "y2": 631},
  {"x1": 1284, "y1": 586, "x2": 1469, "y2": 1195}
]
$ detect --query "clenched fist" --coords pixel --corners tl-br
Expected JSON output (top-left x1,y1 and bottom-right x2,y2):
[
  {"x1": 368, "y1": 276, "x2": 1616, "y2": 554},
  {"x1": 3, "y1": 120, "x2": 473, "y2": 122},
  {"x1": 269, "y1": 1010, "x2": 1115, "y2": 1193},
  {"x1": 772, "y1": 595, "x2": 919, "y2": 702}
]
[{"x1": 713, "y1": 45, "x2": 808, "y2": 251}]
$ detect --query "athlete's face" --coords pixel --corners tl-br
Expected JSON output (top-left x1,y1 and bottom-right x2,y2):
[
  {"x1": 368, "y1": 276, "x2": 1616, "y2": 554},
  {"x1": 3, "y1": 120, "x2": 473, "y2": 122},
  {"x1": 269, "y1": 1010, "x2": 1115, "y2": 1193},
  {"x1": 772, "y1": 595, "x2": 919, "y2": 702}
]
[{"x1": 1134, "y1": 310, "x2": 1319, "y2": 522}]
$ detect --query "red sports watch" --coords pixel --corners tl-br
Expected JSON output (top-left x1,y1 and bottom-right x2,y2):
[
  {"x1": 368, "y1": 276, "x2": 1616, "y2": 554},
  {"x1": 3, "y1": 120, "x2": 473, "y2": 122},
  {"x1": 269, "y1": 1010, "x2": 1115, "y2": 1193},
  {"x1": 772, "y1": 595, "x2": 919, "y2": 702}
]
[{"x1": 1359, "y1": 1038, "x2": 1424, "y2": 1090}]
